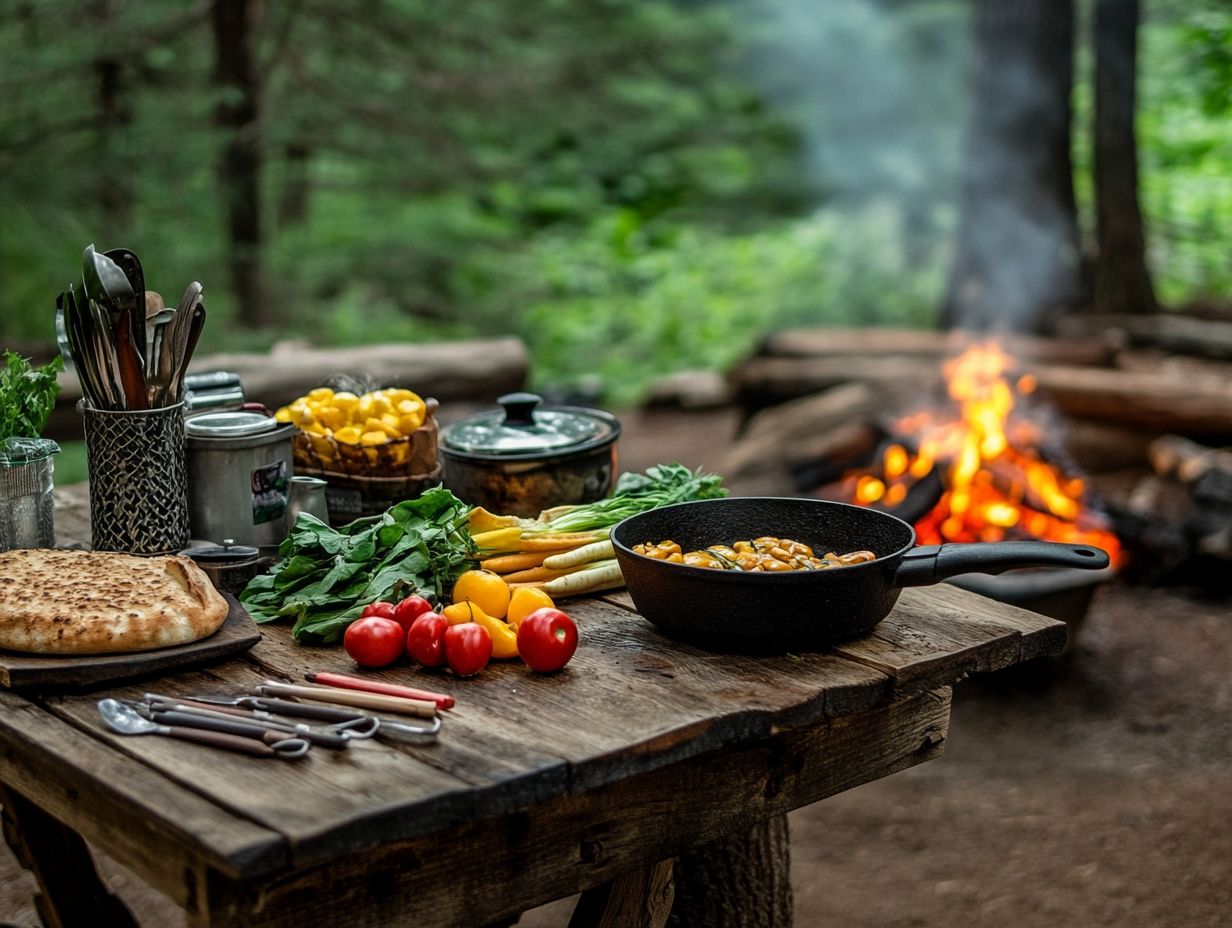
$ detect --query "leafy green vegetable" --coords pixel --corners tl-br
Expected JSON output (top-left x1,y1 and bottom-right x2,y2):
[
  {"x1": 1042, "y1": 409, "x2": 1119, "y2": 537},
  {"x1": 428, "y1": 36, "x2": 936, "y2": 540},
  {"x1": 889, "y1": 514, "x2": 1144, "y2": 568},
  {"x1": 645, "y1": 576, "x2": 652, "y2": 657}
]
[
  {"x1": 0, "y1": 352, "x2": 63, "y2": 442},
  {"x1": 240, "y1": 487, "x2": 475, "y2": 645},
  {"x1": 542, "y1": 463, "x2": 727, "y2": 534}
]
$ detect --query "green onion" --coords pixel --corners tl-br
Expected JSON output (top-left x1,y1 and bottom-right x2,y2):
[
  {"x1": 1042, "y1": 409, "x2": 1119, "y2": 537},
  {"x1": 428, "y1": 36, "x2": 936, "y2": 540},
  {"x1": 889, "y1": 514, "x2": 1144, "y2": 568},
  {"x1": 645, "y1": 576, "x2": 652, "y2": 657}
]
[{"x1": 543, "y1": 463, "x2": 727, "y2": 534}]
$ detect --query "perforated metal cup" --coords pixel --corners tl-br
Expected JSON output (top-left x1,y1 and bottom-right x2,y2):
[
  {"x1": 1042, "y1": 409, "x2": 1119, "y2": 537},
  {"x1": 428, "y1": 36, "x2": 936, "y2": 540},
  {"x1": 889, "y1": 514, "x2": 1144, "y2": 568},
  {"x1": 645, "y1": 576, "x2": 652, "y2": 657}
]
[{"x1": 81, "y1": 402, "x2": 189, "y2": 554}]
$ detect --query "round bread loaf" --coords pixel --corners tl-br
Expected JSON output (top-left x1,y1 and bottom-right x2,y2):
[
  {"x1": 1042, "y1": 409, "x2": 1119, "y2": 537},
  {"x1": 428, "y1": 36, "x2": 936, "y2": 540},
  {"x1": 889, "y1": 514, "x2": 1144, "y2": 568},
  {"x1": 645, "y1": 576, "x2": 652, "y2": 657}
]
[{"x1": 0, "y1": 549, "x2": 229, "y2": 655}]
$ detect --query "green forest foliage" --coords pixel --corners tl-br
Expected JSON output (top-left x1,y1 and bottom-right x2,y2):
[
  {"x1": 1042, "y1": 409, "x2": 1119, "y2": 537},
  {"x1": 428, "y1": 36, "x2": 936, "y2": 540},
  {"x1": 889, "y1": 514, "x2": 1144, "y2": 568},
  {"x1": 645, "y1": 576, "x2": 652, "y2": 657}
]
[{"x1": 1, "y1": 0, "x2": 1229, "y2": 406}]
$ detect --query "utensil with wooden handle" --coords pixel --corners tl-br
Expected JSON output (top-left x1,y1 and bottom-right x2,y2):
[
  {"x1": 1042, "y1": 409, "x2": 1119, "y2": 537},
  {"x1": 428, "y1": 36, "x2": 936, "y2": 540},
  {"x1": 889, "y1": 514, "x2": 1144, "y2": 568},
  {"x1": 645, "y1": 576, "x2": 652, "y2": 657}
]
[
  {"x1": 258, "y1": 681, "x2": 438, "y2": 718},
  {"x1": 97, "y1": 699, "x2": 304, "y2": 759}
]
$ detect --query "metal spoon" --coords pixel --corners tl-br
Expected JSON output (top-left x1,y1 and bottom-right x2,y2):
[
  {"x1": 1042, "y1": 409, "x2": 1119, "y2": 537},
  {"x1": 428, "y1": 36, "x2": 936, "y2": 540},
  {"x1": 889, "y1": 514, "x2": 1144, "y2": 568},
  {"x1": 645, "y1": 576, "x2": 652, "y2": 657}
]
[
  {"x1": 105, "y1": 248, "x2": 147, "y2": 363},
  {"x1": 97, "y1": 698, "x2": 306, "y2": 759}
]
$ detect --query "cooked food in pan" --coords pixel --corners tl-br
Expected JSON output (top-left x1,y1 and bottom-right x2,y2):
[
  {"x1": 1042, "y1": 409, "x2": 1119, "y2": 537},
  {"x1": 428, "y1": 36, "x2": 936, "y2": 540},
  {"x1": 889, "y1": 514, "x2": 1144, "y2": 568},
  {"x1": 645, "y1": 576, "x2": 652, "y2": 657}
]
[{"x1": 632, "y1": 537, "x2": 877, "y2": 572}]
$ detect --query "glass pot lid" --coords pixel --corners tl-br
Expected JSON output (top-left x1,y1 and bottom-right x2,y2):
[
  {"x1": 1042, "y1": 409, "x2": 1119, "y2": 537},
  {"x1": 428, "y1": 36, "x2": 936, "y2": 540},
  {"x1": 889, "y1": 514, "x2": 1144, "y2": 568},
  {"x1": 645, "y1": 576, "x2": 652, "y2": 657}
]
[{"x1": 441, "y1": 393, "x2": 617, "y2": 457}]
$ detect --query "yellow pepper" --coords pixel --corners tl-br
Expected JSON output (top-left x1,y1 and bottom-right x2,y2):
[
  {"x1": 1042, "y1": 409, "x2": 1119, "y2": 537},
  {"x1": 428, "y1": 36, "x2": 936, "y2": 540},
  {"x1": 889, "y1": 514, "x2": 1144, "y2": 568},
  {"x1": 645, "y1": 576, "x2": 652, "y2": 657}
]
[{"x1": 441, "y1": 601, "x2": 518, "y2": 659}]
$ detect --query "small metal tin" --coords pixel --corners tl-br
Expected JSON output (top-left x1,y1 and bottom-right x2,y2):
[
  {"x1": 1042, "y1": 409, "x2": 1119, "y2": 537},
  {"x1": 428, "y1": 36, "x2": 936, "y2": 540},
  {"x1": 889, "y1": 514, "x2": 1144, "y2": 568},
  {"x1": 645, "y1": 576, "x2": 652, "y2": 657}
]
[
  {"x1": 185, "y1": 411, "x2": 295, "y2": 547},
  {"x1": 180, "y1": 540, "x2": 260, "y2": 597}
]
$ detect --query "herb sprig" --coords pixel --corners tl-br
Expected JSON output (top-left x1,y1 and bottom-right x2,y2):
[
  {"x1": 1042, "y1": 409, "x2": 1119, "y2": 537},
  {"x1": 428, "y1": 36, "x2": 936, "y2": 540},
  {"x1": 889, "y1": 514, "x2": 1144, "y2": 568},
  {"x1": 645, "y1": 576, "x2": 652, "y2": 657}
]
[{"x1": 0, "y1": 352, "x2": 63, "y2": 441}]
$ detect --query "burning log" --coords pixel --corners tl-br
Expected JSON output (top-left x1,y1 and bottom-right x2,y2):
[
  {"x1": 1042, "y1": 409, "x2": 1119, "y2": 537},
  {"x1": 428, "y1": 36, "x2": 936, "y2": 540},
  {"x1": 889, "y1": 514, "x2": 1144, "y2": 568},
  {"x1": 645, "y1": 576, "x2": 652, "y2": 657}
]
[{"x1": 815, "y1": 342, "x2": 1124, "y2": 560}]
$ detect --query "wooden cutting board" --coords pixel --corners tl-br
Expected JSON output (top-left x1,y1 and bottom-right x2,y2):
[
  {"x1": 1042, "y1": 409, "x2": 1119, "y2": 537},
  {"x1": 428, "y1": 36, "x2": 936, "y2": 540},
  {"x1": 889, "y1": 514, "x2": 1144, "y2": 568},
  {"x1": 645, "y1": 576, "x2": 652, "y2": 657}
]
[{"x1": 0, "y1": 594, "x2": 261, "y2": 691}]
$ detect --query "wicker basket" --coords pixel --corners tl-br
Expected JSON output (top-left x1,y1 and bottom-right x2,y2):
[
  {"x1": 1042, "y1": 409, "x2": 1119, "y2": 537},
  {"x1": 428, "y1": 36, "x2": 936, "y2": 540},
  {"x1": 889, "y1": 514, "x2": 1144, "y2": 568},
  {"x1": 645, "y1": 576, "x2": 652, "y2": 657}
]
[
  {"x1": 291, "y1": 400, "x2": 441, "y2": 525},
  {"x1": 296, "y1": 463, "x2": 444, "y2": 526}
]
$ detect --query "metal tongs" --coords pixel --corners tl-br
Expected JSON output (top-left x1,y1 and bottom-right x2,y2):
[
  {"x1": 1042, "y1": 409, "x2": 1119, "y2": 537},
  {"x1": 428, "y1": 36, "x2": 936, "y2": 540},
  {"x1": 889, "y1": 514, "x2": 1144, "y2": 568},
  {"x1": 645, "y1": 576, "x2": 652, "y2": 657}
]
[
  {"x1": 170, "y1": 693, "x2": 442, "y2": 744},
  {"x1": 139, "y1": 695, "x2": 354, "y2": 750},
  {"x1": 98, "y1": 699, "x2": 309, "y2": 760}
]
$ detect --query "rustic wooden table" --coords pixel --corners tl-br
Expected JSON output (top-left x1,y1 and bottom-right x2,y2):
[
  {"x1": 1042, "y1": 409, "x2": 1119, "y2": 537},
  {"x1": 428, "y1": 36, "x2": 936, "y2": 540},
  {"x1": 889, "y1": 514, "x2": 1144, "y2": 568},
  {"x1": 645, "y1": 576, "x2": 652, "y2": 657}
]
[{"x1": 0, "y1": 491, "x2": 1066, "y2": 928}]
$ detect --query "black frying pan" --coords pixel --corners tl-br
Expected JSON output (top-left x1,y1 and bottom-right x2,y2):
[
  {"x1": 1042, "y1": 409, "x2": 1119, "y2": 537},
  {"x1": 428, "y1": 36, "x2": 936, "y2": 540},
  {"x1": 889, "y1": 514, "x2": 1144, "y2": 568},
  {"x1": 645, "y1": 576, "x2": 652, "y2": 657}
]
[{"x1": 610, "y1": 497, "x2": 1110, "y2": 652}]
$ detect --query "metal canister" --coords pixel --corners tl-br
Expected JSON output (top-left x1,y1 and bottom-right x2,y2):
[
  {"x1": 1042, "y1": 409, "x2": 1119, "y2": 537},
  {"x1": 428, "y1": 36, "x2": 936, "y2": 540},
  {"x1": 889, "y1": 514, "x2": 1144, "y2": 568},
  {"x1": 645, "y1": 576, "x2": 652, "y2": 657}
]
[
  {"x1": 180, "y1": 540, "x2": 261, "y2": 598},
  {"x1": 185, "y1": 411, "x2": 295, "y2": 547}
]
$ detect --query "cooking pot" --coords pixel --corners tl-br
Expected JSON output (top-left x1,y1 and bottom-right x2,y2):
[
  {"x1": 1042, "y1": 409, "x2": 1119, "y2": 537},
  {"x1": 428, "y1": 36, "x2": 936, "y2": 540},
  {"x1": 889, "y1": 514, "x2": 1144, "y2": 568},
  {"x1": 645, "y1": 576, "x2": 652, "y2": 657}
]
[
  {"x1": 611, "y1": 497, "x2": 1110, "y2": 652},
  {"x1": 439, "y1": 392, "x2": 620, "y2": 518}
]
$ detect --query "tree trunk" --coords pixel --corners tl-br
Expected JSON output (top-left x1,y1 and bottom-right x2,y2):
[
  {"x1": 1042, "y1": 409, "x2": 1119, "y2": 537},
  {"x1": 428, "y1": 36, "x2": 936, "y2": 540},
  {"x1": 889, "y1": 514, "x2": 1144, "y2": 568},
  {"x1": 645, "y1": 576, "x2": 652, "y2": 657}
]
[
  {"x1": 277, "y1": 141, "x2": 311, "y2": 227},
  {"x1": 212, "y1": 0, "x2": 267, "y2": 327},
  {"x1": 942, "y1": 0, "x2": 1081, "y2": 334},
  {"x1": 1092, "y1": 0, "x2": 1157, "y2": 315},
  {"x1": 93, "y1": 0, "x2": 132, "y2": 231}
]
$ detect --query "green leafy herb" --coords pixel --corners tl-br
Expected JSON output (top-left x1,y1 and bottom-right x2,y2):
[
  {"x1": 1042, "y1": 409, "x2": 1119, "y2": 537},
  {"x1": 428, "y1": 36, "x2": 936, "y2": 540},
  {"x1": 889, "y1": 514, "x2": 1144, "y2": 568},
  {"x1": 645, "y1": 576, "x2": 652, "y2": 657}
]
[
  {"x1": 240, "y1": 486, "x2": 476, "y2": 645},
  {"x1": 542, "y1": 463, "x2": 727, "y2": 534},
  {"x1": 0, "y1": 352, "x2": 64, "y2": 442}
]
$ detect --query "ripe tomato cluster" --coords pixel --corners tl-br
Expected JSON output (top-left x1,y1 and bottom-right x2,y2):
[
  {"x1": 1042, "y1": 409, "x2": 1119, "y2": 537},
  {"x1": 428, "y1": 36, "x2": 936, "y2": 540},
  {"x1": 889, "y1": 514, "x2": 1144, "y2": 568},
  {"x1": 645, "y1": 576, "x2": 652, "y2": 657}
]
[{"x1": 342, "y1": 584, "x2": 578, "y2": 678}]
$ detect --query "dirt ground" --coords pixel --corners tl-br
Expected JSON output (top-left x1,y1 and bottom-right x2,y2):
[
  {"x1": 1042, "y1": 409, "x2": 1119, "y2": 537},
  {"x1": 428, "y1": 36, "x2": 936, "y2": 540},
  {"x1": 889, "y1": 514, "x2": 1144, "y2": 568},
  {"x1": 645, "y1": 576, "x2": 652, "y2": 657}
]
[{"x1": 2, "y1": 406, "x2": 1229, "y2": 927}]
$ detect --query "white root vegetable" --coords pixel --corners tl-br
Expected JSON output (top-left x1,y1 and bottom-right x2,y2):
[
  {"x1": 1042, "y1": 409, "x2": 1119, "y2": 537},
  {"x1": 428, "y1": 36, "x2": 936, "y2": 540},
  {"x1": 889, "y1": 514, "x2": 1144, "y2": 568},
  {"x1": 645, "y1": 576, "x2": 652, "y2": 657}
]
[
  {"x1": 542, "y1": 539, "x2": 615, "y2": 571},
  {"x1": 544, "y1": 559, "x2": 624, "y2": 597}
]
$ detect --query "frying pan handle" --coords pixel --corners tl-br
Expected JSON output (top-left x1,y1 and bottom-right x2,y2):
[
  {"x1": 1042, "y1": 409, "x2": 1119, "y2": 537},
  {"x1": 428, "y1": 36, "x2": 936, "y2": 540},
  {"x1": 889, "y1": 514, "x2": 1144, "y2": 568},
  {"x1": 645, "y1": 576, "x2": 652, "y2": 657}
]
[{"x1": 892, "y1": 542, "x2": 1111, "y2": 588}]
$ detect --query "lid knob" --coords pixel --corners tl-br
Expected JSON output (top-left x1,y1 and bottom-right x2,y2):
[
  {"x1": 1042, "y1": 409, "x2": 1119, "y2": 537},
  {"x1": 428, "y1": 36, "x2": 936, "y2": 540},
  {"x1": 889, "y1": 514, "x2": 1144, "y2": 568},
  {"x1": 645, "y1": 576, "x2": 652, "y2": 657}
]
[{"x1": 499, "y1": 392, "x2": 542, "y2": 428}]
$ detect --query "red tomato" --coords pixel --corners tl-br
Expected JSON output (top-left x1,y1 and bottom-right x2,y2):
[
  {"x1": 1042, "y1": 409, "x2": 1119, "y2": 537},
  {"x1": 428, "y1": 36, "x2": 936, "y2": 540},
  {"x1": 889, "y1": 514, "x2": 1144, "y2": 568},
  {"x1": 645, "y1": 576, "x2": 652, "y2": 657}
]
[
  {"x1": 359, "y1": 601, "x2": 397, "y2": 621},
  {"x1": 392, "y1": 594, "x2": 435, "y2": 633},
  {"x1": 406, "y1": 612, "x2": 449, "y2": 668},
  {"x1": 443, "y1": 622, "x2": 492, "y2": 677},
  {"x1": 516, "y1": 608, "x2": 578, "y2": 673},
  {"x1": 343, "y1": 616, "x2": 405, "y2": 668}
]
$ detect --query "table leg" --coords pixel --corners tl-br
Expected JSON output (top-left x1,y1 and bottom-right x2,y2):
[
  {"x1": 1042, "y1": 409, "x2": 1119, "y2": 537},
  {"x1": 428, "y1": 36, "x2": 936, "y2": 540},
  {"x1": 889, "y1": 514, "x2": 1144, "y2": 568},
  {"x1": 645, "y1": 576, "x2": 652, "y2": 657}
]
[
  {"x1": 569, "y1": 858, "x2": 675, "y2": 928},
  {"x1": 0, "y1": 785, "x2": 141, "y2": 928},
  {"x1": 668, "y1": 814, "x2": 793, "y2": 928}
]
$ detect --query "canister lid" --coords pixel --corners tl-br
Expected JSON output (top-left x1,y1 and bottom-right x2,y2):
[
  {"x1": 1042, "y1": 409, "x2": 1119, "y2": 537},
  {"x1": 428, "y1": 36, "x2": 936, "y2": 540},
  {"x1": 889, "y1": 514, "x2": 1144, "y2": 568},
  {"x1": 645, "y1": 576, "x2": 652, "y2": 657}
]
[
  {"x1": 179, "y1": 539, "x2": 260, "y2": 564},
  {"x1": 441, "y1": 393, "x2": 617, "y2": 456},
  {"x1": 185, "y1": 410, "x2": 279, "y2": 438}
]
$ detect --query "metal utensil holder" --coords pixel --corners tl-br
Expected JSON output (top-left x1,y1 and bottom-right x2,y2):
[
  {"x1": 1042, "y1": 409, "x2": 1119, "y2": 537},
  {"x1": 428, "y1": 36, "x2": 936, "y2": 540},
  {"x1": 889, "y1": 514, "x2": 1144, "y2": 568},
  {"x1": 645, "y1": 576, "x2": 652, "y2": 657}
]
[{"x1": 81, "y1": 401, "x2": 189, "y2": 554}]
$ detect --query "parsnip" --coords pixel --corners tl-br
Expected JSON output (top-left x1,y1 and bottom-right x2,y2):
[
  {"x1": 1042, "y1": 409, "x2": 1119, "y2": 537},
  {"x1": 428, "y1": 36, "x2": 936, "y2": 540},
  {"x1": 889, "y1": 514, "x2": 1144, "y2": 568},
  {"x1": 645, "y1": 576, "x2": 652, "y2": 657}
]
[
  {"x1": 542, "y1": 539, "x2": 615, "y2": 570},
  {"x1": 544, "y1": 560, "x2": 623, "y2": 597}
]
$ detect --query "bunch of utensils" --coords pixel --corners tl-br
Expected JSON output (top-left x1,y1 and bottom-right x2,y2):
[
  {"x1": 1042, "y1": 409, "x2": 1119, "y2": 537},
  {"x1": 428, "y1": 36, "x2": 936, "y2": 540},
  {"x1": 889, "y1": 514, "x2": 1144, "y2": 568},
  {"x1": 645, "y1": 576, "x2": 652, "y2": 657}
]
[
  {"x1": 56, "y1": 244, "x2": 206, "y2": 411},
  {"x1": 97, "y1": 673, "x2": 452, "y2": 761}
]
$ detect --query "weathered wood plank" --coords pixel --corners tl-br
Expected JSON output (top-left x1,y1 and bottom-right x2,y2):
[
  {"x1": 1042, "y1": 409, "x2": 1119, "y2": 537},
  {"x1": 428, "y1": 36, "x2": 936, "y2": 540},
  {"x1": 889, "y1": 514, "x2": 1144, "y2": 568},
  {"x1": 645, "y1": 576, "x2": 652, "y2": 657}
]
[
  {"x1": 46, "y1": 338, "x2": 530, "y2": 442},
  {"x1": 0, "y1": 693, "x2": 285, "y2": 898},
  {"x1": 830, "y1": 584, "x2": 1067, "y2": 694},
  {"x1": 760, "y1": 327, "x2": 1115, "y2": 367},
  {"x1": 43, "y1": 658, "x2": 558, "y2": 871},
  {"x1": 189, "y1": 689, "x2": 951, "y2": 928},
  {"x1": 39, "y1": 599, "x2": 887, "y2": 871}
]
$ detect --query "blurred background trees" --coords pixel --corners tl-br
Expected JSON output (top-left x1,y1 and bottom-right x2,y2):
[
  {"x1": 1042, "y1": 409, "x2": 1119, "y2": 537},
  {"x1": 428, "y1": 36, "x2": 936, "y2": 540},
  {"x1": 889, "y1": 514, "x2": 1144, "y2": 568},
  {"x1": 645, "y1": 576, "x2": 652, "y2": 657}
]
[{"x1": 1, "y1": 0, "x2": 1229, "y2": 405}]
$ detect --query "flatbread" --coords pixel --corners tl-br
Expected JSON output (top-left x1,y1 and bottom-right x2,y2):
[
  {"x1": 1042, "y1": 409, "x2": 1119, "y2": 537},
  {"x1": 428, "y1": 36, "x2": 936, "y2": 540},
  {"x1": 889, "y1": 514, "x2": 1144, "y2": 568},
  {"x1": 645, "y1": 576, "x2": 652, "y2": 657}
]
[{"x1": 0, "y1": 549, "x2": 229, "y2": 655}]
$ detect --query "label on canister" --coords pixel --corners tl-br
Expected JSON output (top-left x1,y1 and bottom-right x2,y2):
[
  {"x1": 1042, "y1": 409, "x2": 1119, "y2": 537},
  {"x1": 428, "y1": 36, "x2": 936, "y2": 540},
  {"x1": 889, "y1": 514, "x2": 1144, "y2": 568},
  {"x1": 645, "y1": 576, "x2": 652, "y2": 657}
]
[{"x1": 251, "y1": 460, "x2": 289, "y2": 525}]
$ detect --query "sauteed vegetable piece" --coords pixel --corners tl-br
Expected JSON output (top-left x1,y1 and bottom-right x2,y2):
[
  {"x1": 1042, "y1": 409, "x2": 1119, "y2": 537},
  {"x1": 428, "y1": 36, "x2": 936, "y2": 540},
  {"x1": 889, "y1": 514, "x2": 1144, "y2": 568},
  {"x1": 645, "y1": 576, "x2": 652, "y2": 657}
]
[{"x1": 633, "y1": 537, "x2": 877, "y2": 572}]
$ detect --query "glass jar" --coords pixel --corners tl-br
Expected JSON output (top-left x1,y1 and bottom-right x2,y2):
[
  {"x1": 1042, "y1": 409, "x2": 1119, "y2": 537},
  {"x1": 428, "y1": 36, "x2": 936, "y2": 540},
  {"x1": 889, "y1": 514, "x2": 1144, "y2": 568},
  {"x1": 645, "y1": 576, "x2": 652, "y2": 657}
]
[{"x1": 0, "y1": 437, "x2": 60, "y2": 550}]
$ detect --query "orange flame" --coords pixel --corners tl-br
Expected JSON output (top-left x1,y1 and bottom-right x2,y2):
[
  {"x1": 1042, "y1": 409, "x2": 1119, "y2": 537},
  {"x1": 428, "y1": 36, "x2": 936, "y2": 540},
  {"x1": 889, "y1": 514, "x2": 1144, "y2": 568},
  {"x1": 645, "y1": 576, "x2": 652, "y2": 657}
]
[{"x1": 849, "y1": 341, "x2": 1121, "y2": 563}]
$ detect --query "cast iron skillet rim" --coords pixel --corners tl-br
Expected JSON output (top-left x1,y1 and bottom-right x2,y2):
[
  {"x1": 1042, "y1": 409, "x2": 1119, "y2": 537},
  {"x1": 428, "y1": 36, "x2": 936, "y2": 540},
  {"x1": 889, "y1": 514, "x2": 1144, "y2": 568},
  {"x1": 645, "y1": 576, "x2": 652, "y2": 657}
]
[{"x1": 610, "y1": 496, "x2": 919, "y2": 582}]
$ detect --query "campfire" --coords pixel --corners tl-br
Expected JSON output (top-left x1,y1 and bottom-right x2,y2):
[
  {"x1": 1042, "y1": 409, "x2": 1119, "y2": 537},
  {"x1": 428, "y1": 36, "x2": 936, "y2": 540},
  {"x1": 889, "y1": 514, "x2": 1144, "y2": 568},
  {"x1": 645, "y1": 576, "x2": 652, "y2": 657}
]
[{"x1": 834, "y1": 341, "x2": 1123, "y2": 564}]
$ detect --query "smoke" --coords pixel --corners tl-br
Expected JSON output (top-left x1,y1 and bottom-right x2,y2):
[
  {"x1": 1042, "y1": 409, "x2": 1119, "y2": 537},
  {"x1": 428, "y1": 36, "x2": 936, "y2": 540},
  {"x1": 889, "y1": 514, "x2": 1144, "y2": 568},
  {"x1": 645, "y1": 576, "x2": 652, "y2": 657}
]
[
  {"x1": 738, "y1": 0, "x2": 971, "y2": 220},
  {"x1": 737, "y1": 0, "x2": 1081, "y2": 333}
]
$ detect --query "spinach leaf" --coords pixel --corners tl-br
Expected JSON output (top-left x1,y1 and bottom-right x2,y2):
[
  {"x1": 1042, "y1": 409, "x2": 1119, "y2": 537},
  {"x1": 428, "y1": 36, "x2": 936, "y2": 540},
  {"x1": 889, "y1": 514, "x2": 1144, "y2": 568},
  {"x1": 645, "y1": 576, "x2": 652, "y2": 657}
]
[{"x1": 241, "y1": 486, "x2": 476, "y2": 645}]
